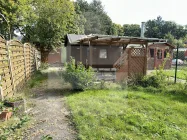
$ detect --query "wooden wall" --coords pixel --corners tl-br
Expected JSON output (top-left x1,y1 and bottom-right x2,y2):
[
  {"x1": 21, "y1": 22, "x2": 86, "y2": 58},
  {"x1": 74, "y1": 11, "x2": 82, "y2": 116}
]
[
  {"x1": 71, "y1": 45, "x2": 122, "y2": 68},
  {"x1": 0, "y1": 36, "x2": 40, "y2": 100}
]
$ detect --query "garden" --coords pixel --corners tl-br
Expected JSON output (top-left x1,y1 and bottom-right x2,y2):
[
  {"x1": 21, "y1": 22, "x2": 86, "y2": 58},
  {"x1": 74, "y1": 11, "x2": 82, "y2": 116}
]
[
  {"x1": 1, "y1": 58, "x2": 187, "y2": 140},
  {"x1": 63, "y1": 58, "x2": 187, "y2": 140}
]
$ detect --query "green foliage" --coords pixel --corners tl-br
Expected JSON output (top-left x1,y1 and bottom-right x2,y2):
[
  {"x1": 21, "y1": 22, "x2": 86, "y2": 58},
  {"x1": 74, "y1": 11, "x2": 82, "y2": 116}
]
[
  {"x1": 0, "y1": 0, "x2": 19, "y2": 40},
  {"x1": 5, "y1": 96, "x2": 23, "y2": 102},
  {"x1": 18, "y1": 0, "x2": 79, "y2": 52},
  {"x1": 123, "y1": 24, "x2": 141, "y2": 37},
  {"x1": 63, "y1": 58, "x2": 96, "y2": 91},
  {"x1": 27, "y1": 71, "x2": 47, "y2": 88},
  {"x1": 127, "y1": 73, "x2": 144, "y2": 86},
  {"x1": 40, "y1": 63, "x2": 49, "y2": 70},
  {"x1": 145, "y1": 16, "x2": 187, "y2": 47},
  {"x1": 76, "y1": 0, "x2": 113, "y2": 35},
  {"x1": 41, "y1": 135, "x2": 53, "y2": 140},
  {"x1": 110, "y1": 23, "x2": 123, "y2": 36},
  {"x1": 0, "y1": 115, "x2": 30, "y2": 139}
]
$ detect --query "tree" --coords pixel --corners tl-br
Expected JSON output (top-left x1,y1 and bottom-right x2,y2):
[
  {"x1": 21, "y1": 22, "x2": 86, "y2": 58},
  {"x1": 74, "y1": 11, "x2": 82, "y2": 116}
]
[
  {"x1": 19, "y1": 0, "x2": 79, "y2": 62},
  {"x1": 0, "y1": 0, "x2": 19, "y2": 40},
  {"x1": 145, "y1": 16, "x2": 187, "y2": 40},
  {"x1": 110, "y1": 23, "x2": 123, "y2": 36},
  {"x1": 123, "y1": 24, "x2": 141, "y2": 37},
  {"x1": 76, "y1": 0, "x2": 113, "y2": 35}
]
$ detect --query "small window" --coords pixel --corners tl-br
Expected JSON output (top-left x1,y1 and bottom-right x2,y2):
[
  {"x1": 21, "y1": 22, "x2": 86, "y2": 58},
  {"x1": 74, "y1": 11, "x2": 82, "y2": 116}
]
[
  {"x1": 157, "y1": 49, "x2": 162, "y2": 59},
  {"x1": 99, "y1": 49, "x2": 107, "y2": 59},
  {"x1": 150, "y1": 49, "x2": 154, "y2": 58},
  {"x1": 164, "y1": 49, "x2": 169, "y2": 58}
]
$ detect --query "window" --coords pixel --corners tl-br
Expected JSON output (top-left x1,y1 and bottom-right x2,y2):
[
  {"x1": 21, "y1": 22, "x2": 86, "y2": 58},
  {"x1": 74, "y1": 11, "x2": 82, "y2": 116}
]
[
  {"x1": 157, "y1": 49, "x2": 162, "y2": 59},
  {"x1": 150, "y1": 49, "x2": 154, "y2": 58},
  {"x1": 99, "y1": 49, "x2": 107, "y2": 59},
  {"x1": 164, "y1": 49, "x2": 169, "y2": 58}
]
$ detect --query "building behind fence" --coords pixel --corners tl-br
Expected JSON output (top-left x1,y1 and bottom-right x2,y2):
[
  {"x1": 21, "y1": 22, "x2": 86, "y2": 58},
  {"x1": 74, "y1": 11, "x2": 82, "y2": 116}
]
[{"x1": 0, "y1": 35, "x2": 41, "y2": 100}]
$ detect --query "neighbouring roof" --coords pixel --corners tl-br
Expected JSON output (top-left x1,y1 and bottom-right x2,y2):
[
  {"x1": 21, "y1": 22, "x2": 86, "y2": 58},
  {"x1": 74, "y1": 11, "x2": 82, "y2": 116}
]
[
  {"x1": 148, "y1": 42, "x2": 175, "y2": 49},
  {"x1": 65, "y1": 34, "x2": 167, "y2": 46}
]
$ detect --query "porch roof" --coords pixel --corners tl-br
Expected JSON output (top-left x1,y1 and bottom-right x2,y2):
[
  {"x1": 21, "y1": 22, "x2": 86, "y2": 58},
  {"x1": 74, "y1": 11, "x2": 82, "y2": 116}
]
[{"x1": 65, "y1": 34, "x2": 167, "y2": 46}]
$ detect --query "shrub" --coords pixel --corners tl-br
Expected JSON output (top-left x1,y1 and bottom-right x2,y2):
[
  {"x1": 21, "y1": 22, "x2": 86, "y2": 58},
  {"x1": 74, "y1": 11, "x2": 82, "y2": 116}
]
[
  {"x1": 127, "y1": 73, "x2": 144, "y2": 86},
  {"x1": 141, "y1": 75, "x2": 161, "y2": 88},
  {"x1": 63, "y1": 58, "x2": 96, "y2": 91}
]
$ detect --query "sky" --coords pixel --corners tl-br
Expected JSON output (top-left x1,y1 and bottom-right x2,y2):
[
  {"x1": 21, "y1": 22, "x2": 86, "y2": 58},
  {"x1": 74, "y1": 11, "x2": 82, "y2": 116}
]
[{"x1": 85, "y1": 0, "x2": 187, "y2": 26}]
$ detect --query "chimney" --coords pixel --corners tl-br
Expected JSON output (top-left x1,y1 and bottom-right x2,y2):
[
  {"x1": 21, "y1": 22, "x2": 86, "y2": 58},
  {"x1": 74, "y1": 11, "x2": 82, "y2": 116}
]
[{"x1": 141, "y1": 22, "x2": 145, "y2": 38}]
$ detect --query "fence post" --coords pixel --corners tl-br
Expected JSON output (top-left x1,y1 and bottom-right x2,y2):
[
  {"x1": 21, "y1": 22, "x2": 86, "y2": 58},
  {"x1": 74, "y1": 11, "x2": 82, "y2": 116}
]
[
  {"x1": 23, "y1": 44, "x2": 27, "y2": 81},
  {"x1": 35, "y1": 49, "x2": 38, "y2": 70},
  {"x1": 7, "y1": 41, "x2": 15, "y2": 92},
  {"x1": 0, "y1": 75, "x2": 4, "y2": 101}
]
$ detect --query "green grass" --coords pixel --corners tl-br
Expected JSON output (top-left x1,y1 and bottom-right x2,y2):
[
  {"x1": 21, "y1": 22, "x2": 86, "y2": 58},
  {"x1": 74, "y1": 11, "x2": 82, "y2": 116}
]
[
  {"x1": 27, "y1": 70, "x2": 47, "y2": 88},
  {"x1": 66, "y1": 89, "x2": 187, "y2": 140},
  {"x1": 164, "y1": 70, "x2": 187, "y2": 80}
]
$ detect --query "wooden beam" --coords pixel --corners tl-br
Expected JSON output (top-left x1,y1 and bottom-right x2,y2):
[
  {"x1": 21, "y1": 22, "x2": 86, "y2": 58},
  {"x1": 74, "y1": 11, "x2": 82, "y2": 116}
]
[
  {"x1": 0, "y1": 75, "x2": 4, "y2": 101},
  {"x1": 144, "y1": 43, "x2": 148, "y2": 75},
  {"x1": 67, "y1": 43, "x2": 71, "y2": 61},
  {"x1": 89, "y1": 41, "x2": 93, "y2": 66},
  {"x1": 7, "y1": 41, "x2": 15, "y2": 92},
  {"x1": 80, "y1": 42, "x2": 83, "y2": 62}
]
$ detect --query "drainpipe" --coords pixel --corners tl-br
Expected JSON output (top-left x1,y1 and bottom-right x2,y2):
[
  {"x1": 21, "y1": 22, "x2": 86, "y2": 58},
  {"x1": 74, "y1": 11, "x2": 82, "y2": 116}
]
[{"x1": 141, "y1": 22, "x2": 145, "y2": 38}]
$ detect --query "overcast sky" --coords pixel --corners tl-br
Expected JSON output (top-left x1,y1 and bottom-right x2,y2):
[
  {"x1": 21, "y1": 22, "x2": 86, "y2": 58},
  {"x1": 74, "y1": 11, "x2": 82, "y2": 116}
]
[{"x1": 85, "y1": 0, "x2": 187, "y2": 26}]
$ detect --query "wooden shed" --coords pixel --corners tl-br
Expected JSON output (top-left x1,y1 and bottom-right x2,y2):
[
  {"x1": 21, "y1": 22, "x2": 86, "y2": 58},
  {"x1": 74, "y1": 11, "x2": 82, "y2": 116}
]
[
  {"x1": 65, "y1": 34, "x2": 166, "y2": 81},
  {"x1": 147, "y1": 43, "x2": 175, "y2": 70}
]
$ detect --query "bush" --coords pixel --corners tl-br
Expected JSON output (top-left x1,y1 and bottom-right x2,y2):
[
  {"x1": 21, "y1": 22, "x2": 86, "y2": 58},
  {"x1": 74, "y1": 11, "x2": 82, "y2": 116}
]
[
  {"x1": 63, "y1": 58, "x2": 96, "y2": 91},
  {"x1": 141, "y1": 75, "x2": 161, "y2": 88},
  {"x1": 127, "y1": 73, "x2": 144, "y2": 86}
]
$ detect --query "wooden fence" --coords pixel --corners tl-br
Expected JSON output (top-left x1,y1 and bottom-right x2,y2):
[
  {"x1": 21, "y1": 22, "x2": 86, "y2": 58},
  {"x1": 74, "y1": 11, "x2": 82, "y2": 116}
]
[{"x1": 0, "y1": 35, "x2": 41, "y2": 100}]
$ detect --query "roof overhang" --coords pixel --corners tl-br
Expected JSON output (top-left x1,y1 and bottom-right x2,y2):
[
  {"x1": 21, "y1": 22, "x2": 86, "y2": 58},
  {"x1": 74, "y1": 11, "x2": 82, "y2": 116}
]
[{"x1": 65, "y1": 34, "x2": 167, "y2": 46}]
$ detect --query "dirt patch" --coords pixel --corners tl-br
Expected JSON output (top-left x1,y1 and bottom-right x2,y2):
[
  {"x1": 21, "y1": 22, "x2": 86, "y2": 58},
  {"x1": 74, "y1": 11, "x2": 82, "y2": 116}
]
[{"x1": 24, "y1": 70, "x2": 76, "y2": 140}]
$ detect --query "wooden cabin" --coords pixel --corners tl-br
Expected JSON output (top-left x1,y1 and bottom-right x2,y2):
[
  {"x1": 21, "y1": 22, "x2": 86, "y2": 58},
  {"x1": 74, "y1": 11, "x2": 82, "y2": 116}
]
[
  {"x1": 147, "y1": 43, "x2": 175, "y2": 70},
  {"x1": 65, "y1": 34, "x2": 167, "y2": 81}
]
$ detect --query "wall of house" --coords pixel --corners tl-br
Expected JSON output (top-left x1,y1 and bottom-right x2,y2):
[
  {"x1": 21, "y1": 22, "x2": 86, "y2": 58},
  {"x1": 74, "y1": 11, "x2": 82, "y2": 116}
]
[{"x1": 70, "y1": 45, "x2": 122, "y2": 68}]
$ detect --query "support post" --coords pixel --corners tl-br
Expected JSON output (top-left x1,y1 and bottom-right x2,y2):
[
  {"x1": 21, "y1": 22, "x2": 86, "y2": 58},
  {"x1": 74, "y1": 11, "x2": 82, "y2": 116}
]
[
  {"x1": 23, "y1": 44, "x2": 27, "y2": 81},
  {"x1": 67, "y1": 44, "x2": 71, "y2": 62},
  {"x1": 35, "y1": 49, "x2": 38, "y2": 70},
  {"x1": 174, "y1": 45, "x2": 179, "y2": 83},
  {"x1": 144, "y1": 43, "x2": 148, "y2": 75},
  {"x1": 89, "y1": 41, "x2": 93, "y2": 66},
  {"x1": 7, "y1": 41, "x2": 15, "y2": 92},
  {"x1": 80, "y1": 42, "x2": 83, "y2": 62},
  {"x1": 0, "y1": 75, "x2": 4, "y2": 101}
]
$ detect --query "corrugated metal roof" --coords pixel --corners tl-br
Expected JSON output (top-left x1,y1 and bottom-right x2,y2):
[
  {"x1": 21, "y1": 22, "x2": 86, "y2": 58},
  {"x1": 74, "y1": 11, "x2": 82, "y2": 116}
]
[{"x1": 67, "y1": 34, "x2": 87, "y2": 44}]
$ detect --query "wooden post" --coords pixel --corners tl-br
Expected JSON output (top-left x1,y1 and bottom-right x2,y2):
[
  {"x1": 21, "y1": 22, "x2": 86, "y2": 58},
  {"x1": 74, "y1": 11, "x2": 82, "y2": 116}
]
[
  {"x1": 35, "y1": 49, "x2": 38, "y2": 70},
  {"x1": 23, "y1": 44, "x2": 27, "y2": 81},
  {"x1": 7, "y1": 41, "x2": 15, "y2": 91},
  {"x1": 89, "y1": 41, "x2": 93, "y2": 66},
  {"x1": 128, "y1": 48, "x2": 132, "y2": 77},
  {"x1": 80, "y1": 43, "x2": 83, "y2": 62},
  {"x1": 0, "y1": 75, "x2": 4, "y2": 101},
  {"x1": 144, "y1": 42, "x2": 148, "y2": 75},
  {"x1": 154, "y1": 48, "x2": 157, "y2": 68},
  {"x1": 67, "y1": 44, "x2": 71, "y2": 62}
]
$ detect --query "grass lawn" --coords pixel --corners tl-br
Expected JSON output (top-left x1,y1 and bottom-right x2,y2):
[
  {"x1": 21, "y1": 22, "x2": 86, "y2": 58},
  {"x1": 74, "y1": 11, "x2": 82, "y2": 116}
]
[
  {"x1": 164, "y1": 69, "x2": 187, "y2": 80},
  {"x1": 66, "y1": 89, "x2": 187, "y2": 140}
]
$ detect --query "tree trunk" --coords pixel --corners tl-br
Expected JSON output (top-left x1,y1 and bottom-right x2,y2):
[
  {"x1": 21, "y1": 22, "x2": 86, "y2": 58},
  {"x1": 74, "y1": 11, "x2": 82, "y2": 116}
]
[{"x1": 41, "y1": 50, "x2": 50, "y2": 63}]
